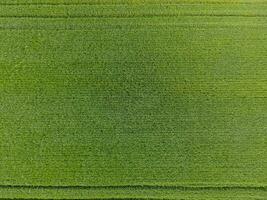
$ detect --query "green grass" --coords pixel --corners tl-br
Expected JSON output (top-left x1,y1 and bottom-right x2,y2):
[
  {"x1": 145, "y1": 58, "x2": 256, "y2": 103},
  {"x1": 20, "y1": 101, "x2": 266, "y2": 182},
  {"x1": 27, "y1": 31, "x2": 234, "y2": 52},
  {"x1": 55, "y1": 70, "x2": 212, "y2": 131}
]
[{"x1": 0, "y1": 0, "x2": 266, "y2": 199}]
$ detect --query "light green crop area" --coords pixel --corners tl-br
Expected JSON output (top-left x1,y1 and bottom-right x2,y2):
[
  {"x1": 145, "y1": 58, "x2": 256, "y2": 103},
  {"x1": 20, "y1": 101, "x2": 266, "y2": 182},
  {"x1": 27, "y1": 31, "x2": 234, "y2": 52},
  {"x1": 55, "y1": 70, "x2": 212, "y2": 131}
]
[{"x1": 0, "y1": 0, "x2": 266, "y2": 199}]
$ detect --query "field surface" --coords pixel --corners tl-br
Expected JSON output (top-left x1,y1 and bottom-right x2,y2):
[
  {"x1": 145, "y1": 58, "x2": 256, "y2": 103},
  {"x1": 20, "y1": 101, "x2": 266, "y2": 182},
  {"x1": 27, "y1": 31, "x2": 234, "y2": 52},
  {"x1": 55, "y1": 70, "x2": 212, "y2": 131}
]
[{"x1": 0, "y1": 0, "x2": 266, "y2": 199}]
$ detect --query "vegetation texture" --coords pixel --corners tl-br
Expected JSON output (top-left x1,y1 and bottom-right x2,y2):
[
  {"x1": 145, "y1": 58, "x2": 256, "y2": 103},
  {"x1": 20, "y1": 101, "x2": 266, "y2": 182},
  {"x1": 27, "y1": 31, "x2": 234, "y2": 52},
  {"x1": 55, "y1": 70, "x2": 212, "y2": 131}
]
[{"x1": 0, "y1": 0, "x2": 266, "y2": 199}]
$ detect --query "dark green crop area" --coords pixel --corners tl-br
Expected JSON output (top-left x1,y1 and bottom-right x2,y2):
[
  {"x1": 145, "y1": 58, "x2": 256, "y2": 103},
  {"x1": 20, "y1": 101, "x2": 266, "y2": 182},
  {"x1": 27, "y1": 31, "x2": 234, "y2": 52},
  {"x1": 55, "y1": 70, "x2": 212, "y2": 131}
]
[{"x1": 0, "y1": 0, "x2": 266, "y2": 199}]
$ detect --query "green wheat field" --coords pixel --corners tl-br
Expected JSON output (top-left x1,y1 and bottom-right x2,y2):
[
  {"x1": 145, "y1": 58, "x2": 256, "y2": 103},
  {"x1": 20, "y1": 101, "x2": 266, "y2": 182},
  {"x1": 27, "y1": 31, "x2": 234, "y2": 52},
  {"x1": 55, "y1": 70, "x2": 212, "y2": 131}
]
[{"x1": 0, "y1": 0, "x2": 266, "y2": 199}]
